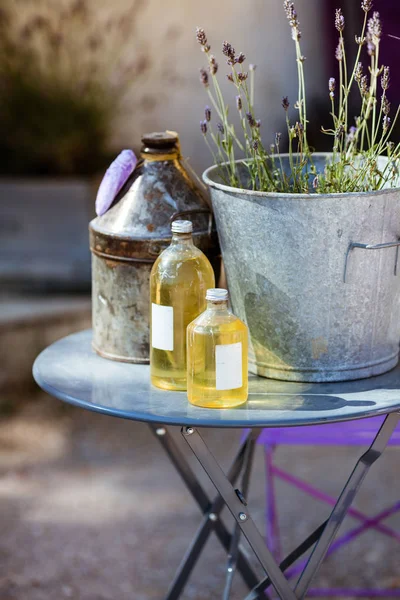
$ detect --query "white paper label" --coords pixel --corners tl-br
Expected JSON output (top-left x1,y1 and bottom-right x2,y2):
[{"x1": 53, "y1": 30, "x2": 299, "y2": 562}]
[
  {"x1": 215, "y1": 342, "x2": 243, "y2": 390},
  {"x1": 152, "y1": 303, "x2": 174, "y2": 351}
]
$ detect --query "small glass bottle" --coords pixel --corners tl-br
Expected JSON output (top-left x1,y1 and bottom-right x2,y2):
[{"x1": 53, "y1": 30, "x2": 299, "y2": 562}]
[
  {"x1": 187, "y1": 288, "x2": 248, "y2": 408},
  {"x1": 150, "y1": 220, "x2": 215, "y2": 391}
]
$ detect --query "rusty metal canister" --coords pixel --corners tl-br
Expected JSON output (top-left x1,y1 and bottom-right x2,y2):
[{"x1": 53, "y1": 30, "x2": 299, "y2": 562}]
[{"x1": 89, "y1": 131, "x2": 219, "y2": 363}]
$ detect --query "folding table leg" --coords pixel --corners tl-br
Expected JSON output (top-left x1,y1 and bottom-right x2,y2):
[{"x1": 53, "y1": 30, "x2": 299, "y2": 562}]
[
  {"x1": 295, "y1": 411, "x2": 400, "y2": 599},
  {"x1": 149, "y1": 424, "x2": 259, "y2": 599},
  {"x1": 223, "y1": 434, "x2": 256, "y2": 600},
  {"x1": 181, "y1": 426, "x2": 297, "y2": 600}
]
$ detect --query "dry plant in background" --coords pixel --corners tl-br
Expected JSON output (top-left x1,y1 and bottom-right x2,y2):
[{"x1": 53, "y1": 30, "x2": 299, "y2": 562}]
[
  {"x1": 0, "y1": 0, "x2": 148, "y2": 175},
  {"x1": 197, "y1": 0, "x2": 400, "y2": 194}
]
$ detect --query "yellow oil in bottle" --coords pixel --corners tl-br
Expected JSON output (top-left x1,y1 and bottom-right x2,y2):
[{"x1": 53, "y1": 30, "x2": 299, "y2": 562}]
[
  {"x1": 187, "y1": 288, "x2": 248, "y2": 408},
  {"x1": 150, "y1": 220, "x2": 215, "y2": 391}
]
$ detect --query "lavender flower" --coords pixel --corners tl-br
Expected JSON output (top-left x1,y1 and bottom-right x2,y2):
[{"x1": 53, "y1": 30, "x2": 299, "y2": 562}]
[
  {"x1": 355, "y1": 35, "x2": 366, "y2": 46},
  {"x1": 217, "y1": 122, "x2": 225, "y2": 134},
  {"x1": 252, "y1": 140, "x2": 259, "y2": 151},
  {"x1": 227, "y1": 73, "x2": 234, "y2": 83},
  {"x1": 335, "y1": 41, "x2": 343, "y2": 61},
  {"x1": 283, "y1": 1, "x2": 301, "y2": 41},
  {"x1": 361, "y1": 0, "x2": 373, "y2": 12},
  {"x1": 222, "y1": 41, "x2": 235, "y2": 62},
  {"x1": 249, "y1": 63, "x2": 257, "y2": 71},
  {"x1": 275, "y1": 132, "x2": 282, "y2": 146},
  {"x1": 366, "y1": 11, "x2": 381, "y2": 55},
  {"x1": 209, "y1": 55, "x2": 218, "y2": 75},
  {"x1": 282, "y1": 96, "x2": 290, "y2": 111},
  {"x1": 368, "y1": 11, "x2": 382, "y2": 42},
  {"x1": 236, "y1": 95, "x2": 242, "y2": 110},
  {"x1": 235, "y1": 52, "x2": 246, "y2": 64},
  {"x1": 237, "y1": 72, "x2": 248, "y2": 82},
  {"x1": 335, "y1": 8, "x2": 345, "y2": 32},
  {"x1": 196, "y1": 27, "x2": 210, "y2": 51},
  {"x1": 360, "y1": 75, "x2": 369, "y2": 96},
  {"x1": 381, "y1": 66, "x2": 390, "y2": 91},
  {"x1": 246, "y1": 112, "x2": 257, "y2": 127},
  {"x1": 346, "y1": 126, "x2": 357, "y2": 145},
  {"x1": 329, "y1": 77, "x2": 336, "y2": 98},
  {"x1": 383, "y1": 115, "x2": 391, "y2": 132},
  {"x1": 205, "y1": 106, "x2": 211, "y2": 122},
  {"x1": 196, "y1": 27, "x2": 207, "y2": 46},
  {"x1": 382, "y1": 95, "x2": 391, "y2": 116},
  {"x1": 95, "y1": 149, "x2": 137, "y2": 216},
  {"x1": 199, "y1": 68, "x2": 209, "y2": 87},
  {"x1": 312, "y1": 176, "x2": 319, "y2": 190},
  {"x1": 200, "y1": 120, "x2": 207, "y2": 135},
  {"x1": 355, "y1": 62, "x2": 363, "y2": 83}
]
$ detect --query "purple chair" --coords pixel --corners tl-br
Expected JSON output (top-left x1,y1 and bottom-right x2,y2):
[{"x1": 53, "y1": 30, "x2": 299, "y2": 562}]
[{"x1": 259, "y1": 416, "x2": 400, "y2": 597}]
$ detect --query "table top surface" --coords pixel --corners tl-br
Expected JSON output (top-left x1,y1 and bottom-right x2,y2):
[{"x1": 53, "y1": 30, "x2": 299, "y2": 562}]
[{"x1": 33, "y1": 330, "x2": 400, "y2": 429}]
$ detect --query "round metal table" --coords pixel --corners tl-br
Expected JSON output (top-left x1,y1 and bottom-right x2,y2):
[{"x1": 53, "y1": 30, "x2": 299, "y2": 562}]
[{"x1": 33, "y1": 330, "x2": 400, "y2": 600}]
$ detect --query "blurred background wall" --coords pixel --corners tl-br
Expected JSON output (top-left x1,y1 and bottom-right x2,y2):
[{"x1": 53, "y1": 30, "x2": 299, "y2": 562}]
[{"x1": 111, "y1": 0, "x2": 329, "y2": 174}]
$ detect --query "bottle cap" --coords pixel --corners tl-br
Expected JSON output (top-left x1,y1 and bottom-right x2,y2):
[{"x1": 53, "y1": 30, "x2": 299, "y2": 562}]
[
  {"x1": 171, "y1": 220, "x2": 193, "y2": 234},
  {"x1": 141, "y1": 131, "x2": 179, "y2": 151},
  {"x1": 206, "y1": 288, "x2": 229, "y2": 302}
]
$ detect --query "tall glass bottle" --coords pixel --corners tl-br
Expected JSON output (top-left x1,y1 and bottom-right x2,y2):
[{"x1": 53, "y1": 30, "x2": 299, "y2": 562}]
[
  {"x1": 187, "y1": 288, "x2": 248, "y2": 408},
  {"x1": 150, "y1": 220, "x2": 215, "y2": 391}
]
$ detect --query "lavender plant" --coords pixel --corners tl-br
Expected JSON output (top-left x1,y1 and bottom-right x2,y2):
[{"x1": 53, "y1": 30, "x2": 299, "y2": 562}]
[{"x1": 196, "y1": 1, "x2": 400, "y2": 193}]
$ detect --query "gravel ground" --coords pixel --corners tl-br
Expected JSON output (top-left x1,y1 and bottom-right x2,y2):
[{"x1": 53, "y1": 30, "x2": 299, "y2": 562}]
[{"x1": 0, "y1": 393, "x2": 399, "y2": 600}]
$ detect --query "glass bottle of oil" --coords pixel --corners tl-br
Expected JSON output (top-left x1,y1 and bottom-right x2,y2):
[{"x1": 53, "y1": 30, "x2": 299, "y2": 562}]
[
  {"x1": 150, "y1": 220, "x2": 215, "y2": 390},
  {"x1": 187, "y1": 288, "x2": 248, "y2": 408}
]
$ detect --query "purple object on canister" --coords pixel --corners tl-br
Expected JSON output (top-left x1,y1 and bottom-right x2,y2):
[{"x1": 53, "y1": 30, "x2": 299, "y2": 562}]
[{"x1": 95, "y1": 149, "x2": 137, "y2": 216}]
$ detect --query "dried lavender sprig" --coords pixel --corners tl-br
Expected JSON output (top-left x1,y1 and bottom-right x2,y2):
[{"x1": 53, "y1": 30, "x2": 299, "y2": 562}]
[
  {"x1": 283, "y1": 0, "x2": 301, "y2": 41},
  {"x1": 381, "y1": 66, "x2": 390, "y2": 91},
  {"x1": 196, "y1": 27, "x2": 244, "y2": 168},
  {"x1": 335, "y1": 9, "x2": 345, "y2": 33},
  {"x1": 196, "y1": 27, "x2": 210, "y2": 52},
  {"x1": 282, "y1": 96, "x2": 290, "y2": 111},
  {"x1": 355, "y1": 62, "x2": 363, "y2": 83},
  {"x1": 361, "y1": 0, "x2": 373, "y2": 13},
  {"x1": 199, "y1": 68, "x2": 209, "y2": 87},
  {"x1": 246, "y1": 112, "x2": 257, "y2": 127},
  {"x1": 209, "y1": 55, "x2": 218, "y2": 75},
  {"x1": 222, "y1": 41, "x2": 235, "y2": 61}
]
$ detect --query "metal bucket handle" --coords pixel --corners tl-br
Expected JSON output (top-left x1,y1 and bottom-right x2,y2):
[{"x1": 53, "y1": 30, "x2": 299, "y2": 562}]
[
  {"x1": 344, "y1": 240, "x2": 400, "y2": 283},
  {"x1": 170, "y1": 208, "x2": 213, "y2": 237}
]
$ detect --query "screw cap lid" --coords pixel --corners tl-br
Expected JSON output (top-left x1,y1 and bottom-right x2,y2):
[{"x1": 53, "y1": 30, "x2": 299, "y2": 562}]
[
  {"x1": 206, "y1": 288, "x2": 229, "y2": 302},
  {"x1": 171, "y1": 220, "x2": 193, "y2": 234}
]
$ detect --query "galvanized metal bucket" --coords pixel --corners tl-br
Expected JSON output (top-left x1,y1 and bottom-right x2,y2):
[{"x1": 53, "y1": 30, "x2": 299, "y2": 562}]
[{"x1": 203, "y1": 154, "x2": 400, "y2": 382}]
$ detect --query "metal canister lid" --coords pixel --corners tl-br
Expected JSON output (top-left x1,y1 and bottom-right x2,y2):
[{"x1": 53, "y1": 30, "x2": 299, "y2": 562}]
[{"x1": 141, "y1": 131, "x2": 178, "y2": 150}]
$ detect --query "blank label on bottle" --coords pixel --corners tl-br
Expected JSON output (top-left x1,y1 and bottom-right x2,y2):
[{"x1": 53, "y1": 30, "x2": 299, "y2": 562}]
[
  {"x1": 215, "y1": 342, "x2": 243, "y2": 390},
  {"x1": 152, "y1": 303, "x2": 174, "y2": 351}
]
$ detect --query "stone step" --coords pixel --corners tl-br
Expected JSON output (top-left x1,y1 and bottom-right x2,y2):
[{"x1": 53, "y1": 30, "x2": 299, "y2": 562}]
[{"x1": 0, "y1": 295, "x2": 91, "y2": 396}]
